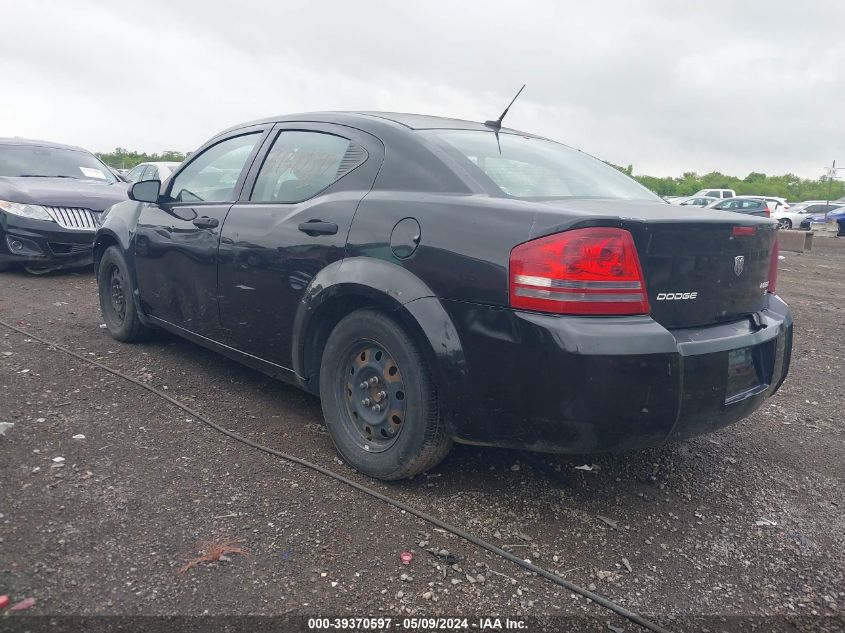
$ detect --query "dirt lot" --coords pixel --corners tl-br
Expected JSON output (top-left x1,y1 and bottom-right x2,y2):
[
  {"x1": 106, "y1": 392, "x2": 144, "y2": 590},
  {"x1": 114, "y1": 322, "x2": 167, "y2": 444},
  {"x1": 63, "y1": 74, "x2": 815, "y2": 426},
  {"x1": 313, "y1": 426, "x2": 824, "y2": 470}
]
[{"x1": 1, "y1": 238, "x2": 843, "y2": 632}]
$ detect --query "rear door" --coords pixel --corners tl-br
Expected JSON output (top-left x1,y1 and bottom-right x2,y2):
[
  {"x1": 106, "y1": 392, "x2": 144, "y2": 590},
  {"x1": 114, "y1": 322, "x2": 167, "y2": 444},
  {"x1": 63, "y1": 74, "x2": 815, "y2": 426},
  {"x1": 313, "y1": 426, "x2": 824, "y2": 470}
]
[
  {"x1": 133, "y1": 128, "x2": 268, "y2": 336},
  {"x1": 216, "y1": 122, "x2": 384, "y2": 368}
]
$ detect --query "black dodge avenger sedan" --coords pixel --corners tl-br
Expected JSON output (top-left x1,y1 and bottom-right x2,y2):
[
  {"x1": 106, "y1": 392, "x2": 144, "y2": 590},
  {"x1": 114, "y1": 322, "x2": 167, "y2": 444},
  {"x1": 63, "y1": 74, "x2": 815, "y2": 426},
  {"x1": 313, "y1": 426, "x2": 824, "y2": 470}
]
[
  {"x1": 0, "y1": 138, "x2": 128, "y2": 273},
  {"x1": 94, "y1": 112, "x2": 792, "y2": 480}
]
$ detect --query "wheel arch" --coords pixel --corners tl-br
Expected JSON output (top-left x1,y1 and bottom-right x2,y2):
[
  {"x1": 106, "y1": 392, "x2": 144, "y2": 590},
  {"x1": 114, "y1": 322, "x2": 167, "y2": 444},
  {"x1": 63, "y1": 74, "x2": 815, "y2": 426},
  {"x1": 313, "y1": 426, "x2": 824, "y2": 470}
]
[
  {"x1": 294, "y1": 257, "x2": 472, "y2": 425},
  {"x1": 93, "y1": 230, "x2": 122, "y2": 279}
]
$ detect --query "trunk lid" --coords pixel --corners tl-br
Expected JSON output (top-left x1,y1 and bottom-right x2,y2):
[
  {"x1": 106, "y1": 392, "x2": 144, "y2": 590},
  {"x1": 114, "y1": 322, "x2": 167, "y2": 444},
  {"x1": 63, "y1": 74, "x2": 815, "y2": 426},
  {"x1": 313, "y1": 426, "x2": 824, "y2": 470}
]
[
  {"x1": 529, "y1": 199, "x2": 778, "y2": 329},
  {"x1": 625, "y1": 220, "x2": 776, "y2": 329}
]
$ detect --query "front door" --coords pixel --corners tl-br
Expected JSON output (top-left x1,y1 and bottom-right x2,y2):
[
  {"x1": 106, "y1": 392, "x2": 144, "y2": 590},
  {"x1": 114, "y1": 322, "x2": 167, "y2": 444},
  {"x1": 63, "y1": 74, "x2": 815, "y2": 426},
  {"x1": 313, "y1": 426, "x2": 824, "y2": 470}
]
[
  {"x1": 217, "y1": 123, "x2": 383, "y2": 368},
  {"x1": 133, "y1": 129, "x2": 267, "y2": 336}
]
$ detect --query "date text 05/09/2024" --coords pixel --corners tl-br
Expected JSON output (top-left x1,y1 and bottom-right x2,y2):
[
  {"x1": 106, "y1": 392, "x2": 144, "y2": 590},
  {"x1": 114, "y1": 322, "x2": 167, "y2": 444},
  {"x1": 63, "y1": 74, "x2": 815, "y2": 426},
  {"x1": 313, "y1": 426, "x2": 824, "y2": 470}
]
[{"x1": 307, "y1": 617, "x2": 528, "y2": 630}]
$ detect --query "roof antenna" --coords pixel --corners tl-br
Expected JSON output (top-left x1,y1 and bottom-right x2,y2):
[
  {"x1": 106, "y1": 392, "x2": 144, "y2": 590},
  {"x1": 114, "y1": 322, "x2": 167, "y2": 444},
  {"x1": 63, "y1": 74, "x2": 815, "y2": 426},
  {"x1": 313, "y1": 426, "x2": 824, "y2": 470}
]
[{"x1": 484, "y1": 84, "x2": 526, "y2": 131}]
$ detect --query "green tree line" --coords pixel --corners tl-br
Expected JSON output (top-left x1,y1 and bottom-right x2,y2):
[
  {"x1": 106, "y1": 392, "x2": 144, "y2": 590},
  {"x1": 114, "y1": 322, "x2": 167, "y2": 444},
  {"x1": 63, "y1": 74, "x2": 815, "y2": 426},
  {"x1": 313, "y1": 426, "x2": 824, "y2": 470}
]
[
  {"x1": 97, "y1": 148, "x2": 187, "y2": 170},
  {"x1": 612, "y1": 164, "x2": 844, "y2": 201}
]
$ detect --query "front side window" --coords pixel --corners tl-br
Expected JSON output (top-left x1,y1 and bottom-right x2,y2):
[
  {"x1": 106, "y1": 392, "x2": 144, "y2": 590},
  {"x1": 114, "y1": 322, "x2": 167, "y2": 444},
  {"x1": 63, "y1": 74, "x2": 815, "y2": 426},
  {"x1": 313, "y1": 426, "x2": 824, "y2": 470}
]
[
  {"x1": 251, "y1": 131, "x2": 357, "y2": 203},
  {"x1": 169, "y1": 133, "x2": 261, "y2": 203},
  {"x1": 425, "y1": 130, "x2": 660, "y2": 201},
  {"x1": 0, "y1": 144, "x2": 117, "y2": 183}
]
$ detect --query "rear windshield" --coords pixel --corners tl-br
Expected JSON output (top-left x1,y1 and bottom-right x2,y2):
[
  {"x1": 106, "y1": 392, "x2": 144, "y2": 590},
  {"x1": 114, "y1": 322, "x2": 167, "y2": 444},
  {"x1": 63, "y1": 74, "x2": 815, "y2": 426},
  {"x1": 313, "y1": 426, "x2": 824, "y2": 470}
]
[
  {"x1": 0, "y1": 144, "x2": 117, "y2": 183},
  {"x1": 425, "y1": 130, "x2": 660, "y2": 201}
]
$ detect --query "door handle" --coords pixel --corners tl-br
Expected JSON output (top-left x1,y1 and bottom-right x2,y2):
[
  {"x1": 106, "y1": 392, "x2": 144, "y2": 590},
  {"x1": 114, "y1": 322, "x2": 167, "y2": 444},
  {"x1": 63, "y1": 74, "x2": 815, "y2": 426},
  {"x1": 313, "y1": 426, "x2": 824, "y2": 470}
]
[
  {"x1": 298, "y1": 220, "x2": 338, "y2": 236},
  {"x1": 193, "y1": 216, "x2": 219, "y2": 229}
]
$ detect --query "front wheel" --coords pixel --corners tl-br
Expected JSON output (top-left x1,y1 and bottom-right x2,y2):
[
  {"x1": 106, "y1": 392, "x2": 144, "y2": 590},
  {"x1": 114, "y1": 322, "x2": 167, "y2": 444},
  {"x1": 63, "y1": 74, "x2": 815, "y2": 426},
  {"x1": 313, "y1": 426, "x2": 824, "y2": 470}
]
[
  {"x1": 97, "y1": 246, "x2": 150, "y2": 342},
  {"x1": 319, "y1": 309, "x2": 452, "y2": 480},
  {"x1": 778, "y1": 218, "x2": 792, "y2": 230}
]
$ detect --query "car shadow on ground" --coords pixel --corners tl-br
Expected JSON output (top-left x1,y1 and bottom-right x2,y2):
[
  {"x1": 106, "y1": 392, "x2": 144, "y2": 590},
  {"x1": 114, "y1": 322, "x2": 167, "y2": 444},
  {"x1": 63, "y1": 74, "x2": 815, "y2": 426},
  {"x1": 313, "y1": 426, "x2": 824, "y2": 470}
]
[{"x1": 127, "y1": 328, "x2": 711, "y2": 520}]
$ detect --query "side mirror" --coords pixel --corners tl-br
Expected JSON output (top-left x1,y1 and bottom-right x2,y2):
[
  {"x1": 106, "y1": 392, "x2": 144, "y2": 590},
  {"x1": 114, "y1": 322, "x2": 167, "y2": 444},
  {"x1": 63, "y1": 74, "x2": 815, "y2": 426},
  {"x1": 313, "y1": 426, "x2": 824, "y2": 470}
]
[{"x1": 129, "y1": 179, "x2": 161, "y2": 203}]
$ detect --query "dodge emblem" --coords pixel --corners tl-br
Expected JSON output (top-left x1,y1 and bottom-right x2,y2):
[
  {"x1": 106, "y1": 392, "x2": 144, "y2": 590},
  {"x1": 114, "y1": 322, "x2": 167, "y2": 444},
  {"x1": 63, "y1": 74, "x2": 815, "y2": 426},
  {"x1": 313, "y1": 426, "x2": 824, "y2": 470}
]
[{"x1": 734, "y1": 255, "x2": 745, "y2": 276}]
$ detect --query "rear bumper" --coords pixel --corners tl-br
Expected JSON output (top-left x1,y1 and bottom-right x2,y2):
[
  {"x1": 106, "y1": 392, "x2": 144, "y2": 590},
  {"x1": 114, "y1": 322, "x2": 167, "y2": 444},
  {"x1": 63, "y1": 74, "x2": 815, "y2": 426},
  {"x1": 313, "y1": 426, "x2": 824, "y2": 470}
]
[
  {"x1": 441, "y1": 295, "x2": 792, "y2": 453},
  {"x1": 0, "y1": 212, "x2": 95, "y2": 270}
]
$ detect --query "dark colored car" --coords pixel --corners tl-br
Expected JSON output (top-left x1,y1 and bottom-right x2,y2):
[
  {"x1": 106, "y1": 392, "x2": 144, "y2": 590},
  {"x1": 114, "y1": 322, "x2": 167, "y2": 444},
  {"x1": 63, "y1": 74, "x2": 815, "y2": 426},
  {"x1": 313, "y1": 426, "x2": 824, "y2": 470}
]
[
  {"x1": 706, "y1": 197, "x2": 771, "y2": 218},
  {"x1": 94, "y1": 112, "x2": 792, "y2": 480},
  {"x1": 0, "y1": 138, "x2": 128, "y2": 273}
]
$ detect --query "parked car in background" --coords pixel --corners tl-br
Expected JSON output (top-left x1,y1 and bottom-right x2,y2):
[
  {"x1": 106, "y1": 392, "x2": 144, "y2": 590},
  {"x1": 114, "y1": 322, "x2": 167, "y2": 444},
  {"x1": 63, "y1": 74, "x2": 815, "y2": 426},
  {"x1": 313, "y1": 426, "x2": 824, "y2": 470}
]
[
  {"x1": 773, "y1": 201, "x2": 822, "y2": 229},
  {"x1": 125, "y1": 161, "x2": 181, "y2": 184},
  {"x1": 796, "y1": 202, "x2": 845, "y2": 230},
  {"x1": 827, "y1": 207, "x2": 845, "y2": 236},
  {"x1": 750, "y1": 196, "x2": 789, "y2": 213},
  {"x1": 693, "y1": 188, "x2": 735, "y2": 199},
  {"x1": 94, "y1": 111, "x2": 791, "y2": 480},
  {"x1": 706, "y1": 196, "x2": 771, "y2": 218},
  {"x1": 106, "y1": 166, "x2": 128, "y2": 181},
  {"x1": 672, "y1": 196, "x2": 720, "y2": 207},
  {"x1": 0, "y1": 138, "x2": 128, "y2": 273}
]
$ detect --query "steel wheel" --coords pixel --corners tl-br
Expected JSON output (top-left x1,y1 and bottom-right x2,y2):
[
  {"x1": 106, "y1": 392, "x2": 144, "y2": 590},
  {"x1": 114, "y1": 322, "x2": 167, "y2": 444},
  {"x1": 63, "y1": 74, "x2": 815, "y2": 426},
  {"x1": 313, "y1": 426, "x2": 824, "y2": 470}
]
[
  {"x1": 340, "y1": 342, "x2": 407, "y2": 452},
  {"x1": 321, "y1": 309, "x2": 452, "y2": 479},
  {"x1": 97, "y1": 245, "x2": 150, "y2": 342},
  {"x1": 108, "y1": 265, "x2": 127, "y2": 322}
]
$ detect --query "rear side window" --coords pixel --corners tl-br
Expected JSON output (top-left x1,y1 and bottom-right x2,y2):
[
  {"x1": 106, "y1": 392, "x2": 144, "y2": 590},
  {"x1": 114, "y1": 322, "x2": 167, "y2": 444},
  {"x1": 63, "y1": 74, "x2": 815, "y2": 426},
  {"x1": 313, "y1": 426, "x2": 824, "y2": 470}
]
[
  {"x1": 251, "y1": 131, "x2": 365, "y2": 203},
  {"x1": 169, "y1": 133, "x2": 261, "y2": 203}
]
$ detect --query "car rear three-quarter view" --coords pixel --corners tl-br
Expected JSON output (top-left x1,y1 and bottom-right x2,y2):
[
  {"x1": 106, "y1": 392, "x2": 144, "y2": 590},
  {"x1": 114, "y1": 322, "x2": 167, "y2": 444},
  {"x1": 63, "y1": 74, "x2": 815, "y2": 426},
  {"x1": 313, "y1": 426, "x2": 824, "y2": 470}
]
[{"x1": 93, "y1": 112, "x2": 793, "y2": 480}]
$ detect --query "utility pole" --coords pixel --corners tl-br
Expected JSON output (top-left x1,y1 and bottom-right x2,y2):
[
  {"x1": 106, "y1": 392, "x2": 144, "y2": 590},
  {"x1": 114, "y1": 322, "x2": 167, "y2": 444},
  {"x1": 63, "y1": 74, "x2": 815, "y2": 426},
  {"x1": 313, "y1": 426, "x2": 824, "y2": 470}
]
[{"x1": 825, "y1": 160, "x2": 844, "y2": 206}]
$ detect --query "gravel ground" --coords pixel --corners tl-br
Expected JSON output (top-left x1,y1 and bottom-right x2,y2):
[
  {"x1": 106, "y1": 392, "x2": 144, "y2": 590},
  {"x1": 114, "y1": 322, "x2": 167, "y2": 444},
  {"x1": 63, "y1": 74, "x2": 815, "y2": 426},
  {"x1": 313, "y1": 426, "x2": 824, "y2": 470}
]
[{"x1": 1, "y1": 238, "x2": 843, "y2": 632}]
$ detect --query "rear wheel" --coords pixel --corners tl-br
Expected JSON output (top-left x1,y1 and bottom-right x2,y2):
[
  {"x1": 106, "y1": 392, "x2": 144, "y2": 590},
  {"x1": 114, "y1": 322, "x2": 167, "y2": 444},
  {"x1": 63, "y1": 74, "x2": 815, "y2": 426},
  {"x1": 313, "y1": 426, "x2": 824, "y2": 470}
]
[
  {"x1": 97, "y1": 246, "x2": 150, "y2": 342},
  {"x1": 319, "y1": 309, "x2": 452, "y2": 480},
  {"x1": 778, "y1": 218, "x2": 792, "y2": 230}
]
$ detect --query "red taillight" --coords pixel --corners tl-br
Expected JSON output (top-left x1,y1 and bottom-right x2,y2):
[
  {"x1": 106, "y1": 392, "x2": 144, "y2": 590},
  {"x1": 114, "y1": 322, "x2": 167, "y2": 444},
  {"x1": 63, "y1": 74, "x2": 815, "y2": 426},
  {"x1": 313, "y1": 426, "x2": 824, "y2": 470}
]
[
  {"x1": 732, "y1": 226, "x2": 757, "y2": 236},
  {"x1": 764, "y1": 204, "x2": 771, "y2": 217},
  {"x1": 509, "y1": 227, "x2": 650, "y2": 315},
  {"x1": 767, "y1": 237, "x2": 779, "y2": 294}
]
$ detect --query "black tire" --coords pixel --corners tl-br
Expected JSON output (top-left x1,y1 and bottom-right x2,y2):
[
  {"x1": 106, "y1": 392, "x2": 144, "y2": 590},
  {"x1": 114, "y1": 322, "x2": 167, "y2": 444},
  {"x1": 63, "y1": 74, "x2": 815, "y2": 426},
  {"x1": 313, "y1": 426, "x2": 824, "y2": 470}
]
[
  {"x1": 97, "y1": 246, "x2": 150, "y2": 342},
  {"x1": 319, "y1": 308, "x2": 452, "y2": 480},
  {"x1": 23, "y1": 265, "x2": 55, "y2": 275}
]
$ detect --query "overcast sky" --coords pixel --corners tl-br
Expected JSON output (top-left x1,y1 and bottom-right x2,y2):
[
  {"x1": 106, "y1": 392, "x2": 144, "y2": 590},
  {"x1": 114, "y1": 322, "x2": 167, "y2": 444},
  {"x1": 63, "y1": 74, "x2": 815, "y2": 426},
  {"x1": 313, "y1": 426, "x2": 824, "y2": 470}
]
[{"x1": 2, "y1": 0, "x2": 843, "y2": 178}]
